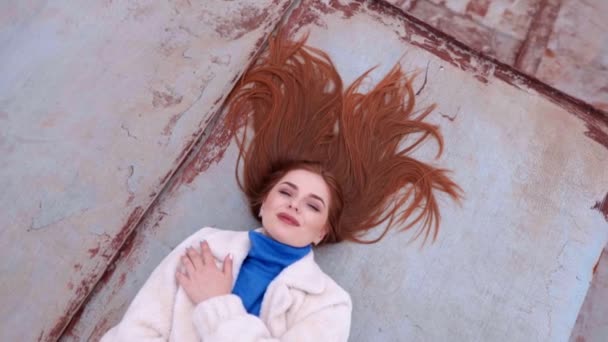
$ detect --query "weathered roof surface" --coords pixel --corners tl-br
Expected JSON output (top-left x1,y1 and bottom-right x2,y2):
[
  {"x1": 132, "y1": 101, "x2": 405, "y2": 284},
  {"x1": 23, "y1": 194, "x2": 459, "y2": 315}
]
[
  {"x1": 388, "y1": 0, "x2": 608, "y2": 114},
  {"x1": 1, "y1": 1, "x2": 607, "y2": 341},
  {"x1": 0, "y1": 0, "x2": 294, "y2": 340}
]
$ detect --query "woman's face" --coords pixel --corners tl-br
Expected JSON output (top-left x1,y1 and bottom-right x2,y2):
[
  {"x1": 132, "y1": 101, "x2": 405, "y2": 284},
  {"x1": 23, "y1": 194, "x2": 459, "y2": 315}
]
[{"x1": 260, "y1": 169, "x2": 331, "y2": 247}]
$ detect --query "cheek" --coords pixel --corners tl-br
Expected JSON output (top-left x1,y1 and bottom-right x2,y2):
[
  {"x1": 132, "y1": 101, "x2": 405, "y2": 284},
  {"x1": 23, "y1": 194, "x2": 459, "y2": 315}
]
[
  {"x1": 306, "y1": 211, "x2": 328, "y2": 234},
  {"x1": 262, "y1": 193, "x2": 288, "y2": 218},
  {"x1": 264, "y1": 193, "x2": 284, "y2": 210}
]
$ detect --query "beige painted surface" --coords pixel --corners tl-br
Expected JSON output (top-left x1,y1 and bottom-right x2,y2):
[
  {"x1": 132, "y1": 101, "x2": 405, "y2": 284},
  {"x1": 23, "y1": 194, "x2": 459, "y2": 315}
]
[
  {"x1": 64, "y1": 1, "x2": 608, "y2": 341},
  {"x1": 0, "y1": 0, "x2": 293, "y2": 340}
]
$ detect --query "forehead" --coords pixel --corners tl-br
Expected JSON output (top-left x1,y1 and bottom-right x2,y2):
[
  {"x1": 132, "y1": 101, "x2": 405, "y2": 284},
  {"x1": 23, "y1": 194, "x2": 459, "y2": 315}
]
[{"x1": 278, "y1": 169, "x2": 330, "y2": 199}]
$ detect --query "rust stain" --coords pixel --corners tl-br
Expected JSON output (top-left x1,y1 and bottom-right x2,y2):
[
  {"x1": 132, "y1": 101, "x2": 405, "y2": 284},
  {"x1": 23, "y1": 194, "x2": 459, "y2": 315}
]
[
  {"x1": 514, "y1": 0, "x2": 562, "y2": 74},
  {"x1": 161, "y1": 112, "x2": 184, "y2": 136},
  {"x1": 592, "y1": 102, "x2": 608, "y2": 113},
  {"x1": 152, "y1": 89, "x2": 183, "y2": 108},
  {"x1": 592, "y1": 256, "x2": 601, "y2": 276},
  {"x1": 474, "y1": 74, "x2": 488, "y2": 83},
  {"x1": 584, "y1": 123, "x2": 608, "y2": 150},
  {"x1": 168, "y1": 115, "x2": 233, "y2": 193},
  {"x1": 342, "y1": 1, "x2": 608, "y2": 151},
  {"x1": 89, "y1": 317, "x2": 109, "y2": 341},
  {"x1": 159, "y1": 169, "x2": 174, "y2": 186},
  {"x1": 591, "y1": 192, "x2": 608, "y2": 222},
  {"x1": 207, "y1": 5, "x2": 270, "y2": 40},
  {"x1": 46, "y1": 273, "x2": 98, "y2": 341},
  {"x1": 287, "y1": 0, "x2": 362, "y2": 33},
  {"x1": 173, "y1": 137, "x2": 199, "y2": 168},
  {"x1": 126, "y1": 193, "x2": 135, "y2": 206},
  {"x1": 57, "y1": 1, "x2": 295, "y2": 339},
  {"x1": 327, "y1": 0, "x2": 361, "y2": 18},
  {"x1": 465, "y1": 0, "x2": 490, "y2": 17},
  {"x1": 46, "y1": 206, "x2": 144, "y2": 341},
  {"x1": 87, "y1": 245, "x2": 100, "y2": 258},
  {"x1": 161, "y1": 73, "x2": 216, "y2": 137},
  {"x1": 213, "y1": 96, "x2": 224, "y2": 106},
  {"x1": 118, "y1": 273, "x2": 127, "y2": 287},
  {"x1": 104, "y1": 207, "x2": 145, "y2": 260}
]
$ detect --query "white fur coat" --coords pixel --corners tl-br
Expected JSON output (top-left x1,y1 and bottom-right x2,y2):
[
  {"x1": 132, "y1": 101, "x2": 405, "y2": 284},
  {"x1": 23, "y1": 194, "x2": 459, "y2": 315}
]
[{"x1": 100, "y1": 227, "x2": 352, "y2": 341}]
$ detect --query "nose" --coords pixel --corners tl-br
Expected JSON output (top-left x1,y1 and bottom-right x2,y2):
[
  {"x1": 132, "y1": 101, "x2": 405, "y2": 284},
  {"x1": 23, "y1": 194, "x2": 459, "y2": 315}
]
[{"x1": 288, "y1": 202, "x2": 299, "y2": 212}]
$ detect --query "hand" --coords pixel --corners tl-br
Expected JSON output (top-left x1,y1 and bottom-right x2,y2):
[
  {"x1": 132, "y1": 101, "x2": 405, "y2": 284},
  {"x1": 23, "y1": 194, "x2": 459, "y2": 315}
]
[{"x1": 175, "y1": 240, "x2": 233, "y2": 305}]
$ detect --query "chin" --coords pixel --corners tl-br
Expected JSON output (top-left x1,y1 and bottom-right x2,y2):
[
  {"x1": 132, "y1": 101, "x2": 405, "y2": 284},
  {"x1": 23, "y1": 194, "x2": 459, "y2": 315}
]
[
  {"x1": 266, "y1": 221, "x2": 298, "y2": 246},
  {"x1": 264, "y1": 221, "x2": 288, "y2": 240}
]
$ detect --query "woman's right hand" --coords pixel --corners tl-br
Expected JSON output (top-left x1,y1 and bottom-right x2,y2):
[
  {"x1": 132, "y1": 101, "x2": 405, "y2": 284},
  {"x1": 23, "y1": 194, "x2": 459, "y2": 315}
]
[{"x1": 175, "y1": 241, "x2": 233, "y2": 305}]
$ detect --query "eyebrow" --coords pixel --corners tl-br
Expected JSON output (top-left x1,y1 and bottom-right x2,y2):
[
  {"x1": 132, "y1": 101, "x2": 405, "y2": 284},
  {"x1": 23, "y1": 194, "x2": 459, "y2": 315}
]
[{"x1": 280, "y1": 181, "x2": 326, "y2": 207}]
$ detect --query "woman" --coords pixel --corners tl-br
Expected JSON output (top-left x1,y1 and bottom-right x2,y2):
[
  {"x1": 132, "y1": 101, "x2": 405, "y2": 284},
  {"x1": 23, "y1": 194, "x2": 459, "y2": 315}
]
[{"x1": 101, "y1": 31, "x2": 461, "y2": 341}]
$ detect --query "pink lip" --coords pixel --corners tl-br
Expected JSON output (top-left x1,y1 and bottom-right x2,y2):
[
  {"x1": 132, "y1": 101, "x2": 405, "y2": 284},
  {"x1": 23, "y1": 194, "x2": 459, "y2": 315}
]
[{"x1": 277, "y1": 212, "x2": 300, "y2": 226}]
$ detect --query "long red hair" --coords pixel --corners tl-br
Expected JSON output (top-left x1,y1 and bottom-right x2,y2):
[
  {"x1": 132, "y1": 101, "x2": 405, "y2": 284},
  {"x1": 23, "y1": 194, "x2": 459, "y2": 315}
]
[{"x1": 225, "y1": 31, "x2": 462, "y2": 245}]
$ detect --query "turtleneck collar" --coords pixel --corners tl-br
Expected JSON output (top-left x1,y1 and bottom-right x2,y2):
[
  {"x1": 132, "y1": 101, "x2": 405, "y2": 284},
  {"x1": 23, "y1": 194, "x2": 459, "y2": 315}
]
[
  {"x1": 247, "y1": 230, "x2": 311, "y2": 267},
  {"x1": 231, "y1": 230, "x2": 312, "y2": 316}
]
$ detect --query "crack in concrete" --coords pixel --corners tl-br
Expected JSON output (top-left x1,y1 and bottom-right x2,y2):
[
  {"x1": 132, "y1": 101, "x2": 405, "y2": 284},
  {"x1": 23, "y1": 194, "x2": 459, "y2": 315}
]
[
  {"x1": 120, "y1": 124, "x2": 137, "y2": 140},
  {"x1": 28, "y1": 204, "x2": 91, "y2": 231}
]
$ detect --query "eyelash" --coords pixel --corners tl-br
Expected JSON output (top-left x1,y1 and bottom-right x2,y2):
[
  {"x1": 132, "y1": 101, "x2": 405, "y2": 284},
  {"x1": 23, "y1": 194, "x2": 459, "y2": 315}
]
[
  {"x1": 279, "y1": 190, "x2": 320, "y2": 212},
  {"x1": 308, "y1": 204, "x2": 320, "y2": 212}
]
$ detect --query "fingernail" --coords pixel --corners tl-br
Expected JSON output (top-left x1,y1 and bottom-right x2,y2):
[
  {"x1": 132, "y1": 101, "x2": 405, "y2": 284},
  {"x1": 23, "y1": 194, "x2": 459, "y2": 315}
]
[{"x1": 228, "y1": 253, "x2": 233, "y2": 260}]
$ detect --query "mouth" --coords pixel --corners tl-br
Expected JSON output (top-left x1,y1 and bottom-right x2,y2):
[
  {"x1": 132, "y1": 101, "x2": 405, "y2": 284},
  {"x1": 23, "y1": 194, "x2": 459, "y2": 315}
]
[{"x1": 277, "y1": 212, "x2": 300, "y2": 226}]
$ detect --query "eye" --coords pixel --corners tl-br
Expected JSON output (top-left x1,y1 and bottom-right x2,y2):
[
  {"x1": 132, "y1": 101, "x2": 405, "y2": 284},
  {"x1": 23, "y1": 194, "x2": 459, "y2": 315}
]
[
  {"x1": 279, "y1": 190, "x2": 291, "y2": 197},
  {"x1": 307, "y1": 204, "x2": 320, "y2": 212}
]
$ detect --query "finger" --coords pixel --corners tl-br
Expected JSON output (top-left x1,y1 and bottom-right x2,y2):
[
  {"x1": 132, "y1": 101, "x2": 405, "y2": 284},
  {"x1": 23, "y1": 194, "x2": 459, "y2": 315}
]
[
  {"x1": 186, "y1": 247, "x2": 203, "y2": 270},
  {"x1": 175, "y1": 268, "x2": 188, "y2": 285},
  {"x1": 181, "y1": 255, "x2": 195, "y2": 275},
  {"x1": 222, "y1": 253, "x2": 233, "y2": 276},
  {"x1": 200, "y1": 241, "x2": 213, "y2": 266}
]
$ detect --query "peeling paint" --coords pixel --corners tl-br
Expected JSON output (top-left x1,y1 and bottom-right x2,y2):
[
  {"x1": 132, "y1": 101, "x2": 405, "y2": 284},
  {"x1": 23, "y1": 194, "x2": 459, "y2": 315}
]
[
  {"x1": 152, "y1": 89, "x2": 183, "y2": 109},
  {"x1": 286, "y1": 0, "x2": 362, "y2": 33},
  {"x1": 465, "y1": 0, "x2": 490, "y2": 18},
  {"x1": 168, "y1": 114, "x2": 233, "y2": 194},
  {"x1": 514, "y1": 0, "x2": 561, "y2": 74},
  {"x1": 161, "y1": 73, "x2": 216, "y2": 137},
  {"x1": 201, "y1": 5, "x2": 271, "y2": 40},
  {"x1": 45, "y1": 206, "x2": 145, "y2": 341},
  {"x1": 87, "y1": 246, "x2": 100, "y2": 258},
  {"x1": 344, "y1": 1, "x2": 608, "y2": 151}
]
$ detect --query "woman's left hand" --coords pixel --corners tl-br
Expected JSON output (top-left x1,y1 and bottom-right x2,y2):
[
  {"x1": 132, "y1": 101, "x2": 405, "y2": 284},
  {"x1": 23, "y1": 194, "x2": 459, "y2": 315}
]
[{"x1": 175, "y1": 240, "x2": 233, "y2": 305}]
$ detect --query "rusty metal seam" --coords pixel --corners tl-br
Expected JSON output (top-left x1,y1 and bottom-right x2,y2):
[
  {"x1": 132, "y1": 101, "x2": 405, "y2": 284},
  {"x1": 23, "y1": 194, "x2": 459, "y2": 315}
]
[{"x1": 54, "y1": 4, "x2": 299, "y2": 341}]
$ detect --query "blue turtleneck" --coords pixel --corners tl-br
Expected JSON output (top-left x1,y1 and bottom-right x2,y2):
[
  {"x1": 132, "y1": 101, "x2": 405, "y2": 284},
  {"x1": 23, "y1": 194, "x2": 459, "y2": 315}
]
[{"x1": 232, "y1": 230, "x2": 311, "y2": 316}]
